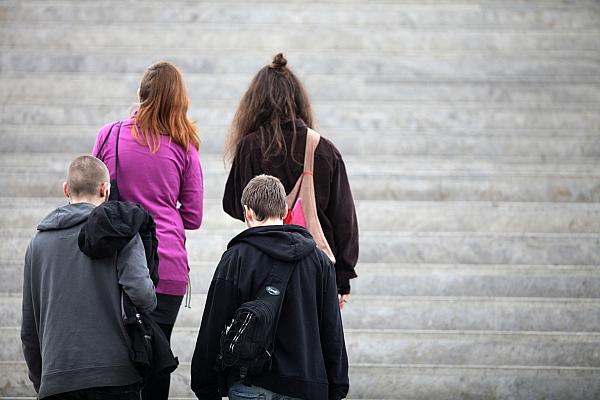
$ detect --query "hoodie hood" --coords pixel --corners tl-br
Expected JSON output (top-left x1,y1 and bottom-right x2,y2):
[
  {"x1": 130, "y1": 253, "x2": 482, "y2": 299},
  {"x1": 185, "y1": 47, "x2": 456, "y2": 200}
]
[
  {"x1": 229, "y1": 225, "x2": 316, "y2": 263},
  {"x1": 37, "y1": 203, "x2": 95, "y2": 231}
]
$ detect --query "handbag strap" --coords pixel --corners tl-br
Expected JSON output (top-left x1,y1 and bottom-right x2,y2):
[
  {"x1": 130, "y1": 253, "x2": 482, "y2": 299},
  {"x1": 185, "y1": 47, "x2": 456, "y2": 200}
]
[
  {"x1": 95, "y1": 122, "x2": 117, "y2": 158},
  {"x1": 287, "y1": 128, "x2": 320, "y2": 205},
  {"x1": 113, "y1": 122, "x2": 123, "y2": 184},
  {"x1": 95, "y1": 121, "x2": 123, "y2": 180}
]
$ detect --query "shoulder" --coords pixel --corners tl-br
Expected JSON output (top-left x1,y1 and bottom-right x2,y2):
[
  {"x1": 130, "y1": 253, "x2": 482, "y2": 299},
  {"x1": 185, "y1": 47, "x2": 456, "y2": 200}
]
[
  {"x1": 316, "y1": 134, "x2": 342, "y2": 159},
  {"x1": 213, "y1": 245, "x2": 244, "y2": 281},
  {"x1": 313, "y1": 131, "x2": 343, "y2": 171},
  {"x1": 98, "y1": 120, "x2": 122, "y2": 136}
]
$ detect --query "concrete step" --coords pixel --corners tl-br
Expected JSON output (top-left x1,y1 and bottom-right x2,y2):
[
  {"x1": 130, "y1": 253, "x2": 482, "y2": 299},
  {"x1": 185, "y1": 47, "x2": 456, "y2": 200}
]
[
  {"x1": 4, "y1": 26, "x2": 600, "y2": 53},
  {"x1": 2, "y1": 51, "x2": 599, "y2": 82},
  {"x1": 3, "y1": 198, "x2": 600, "y2": 234},
  {"x1": 3, "y1": 326, "x2": 600, "y2": 367},
  {"x1": 3, "y1": 226, "x2": 600, "y2": 265},
  {"x1": 3, "y1": 103, "x2": 600, "y2": 131},
  {"x1": 2, "y1": 361, "x2": 600, "y2": 399},
  {"x1": 4, "y1": 293, "x2": 600, "y2": 332},
  {"x1": 4, "y1": 258, "x2": 600, "y2": 298},
  {"x1": 4, "y1": 75, "x2": 600, "y2": 104},
  {"x1": 2, "y1": 1, "x2": 599, "y2": 30},
  {"x1": 3, "y1": 154, "x2": 600, "y2": 201},
  {"x1": 8, "y1": 209, "x2": 600, "y2": 260},
  {"x1": 12, "y1": 196, "x2": 600, "y2": 234},
  {"x1": 5, "y1": 153, "x2": 600, "y2": 174},
  {"x1": 5, "y1": 169, "x2": 600, "y2": 201},
  {"x1": 2, "y1": 124, "x2": 600, "y2": 158}
]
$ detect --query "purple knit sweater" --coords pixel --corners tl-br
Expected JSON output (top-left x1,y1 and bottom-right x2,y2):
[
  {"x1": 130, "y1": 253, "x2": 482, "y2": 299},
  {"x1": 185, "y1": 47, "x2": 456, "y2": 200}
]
[{"x1": 93, "y1": 117, "x2": 204, "y2": 296}]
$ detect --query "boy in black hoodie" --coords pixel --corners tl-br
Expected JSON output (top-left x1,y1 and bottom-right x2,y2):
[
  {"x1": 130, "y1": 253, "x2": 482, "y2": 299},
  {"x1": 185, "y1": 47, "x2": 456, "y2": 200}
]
[{"x1": 191, "y1": 175, "x2": 349, "y2": 400}]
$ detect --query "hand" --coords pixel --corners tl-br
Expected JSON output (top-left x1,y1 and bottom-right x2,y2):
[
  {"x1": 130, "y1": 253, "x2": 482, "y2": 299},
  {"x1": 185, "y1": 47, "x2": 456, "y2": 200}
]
[{"x1": 338, "y1": 294, "x2": 350, "y2": 310}]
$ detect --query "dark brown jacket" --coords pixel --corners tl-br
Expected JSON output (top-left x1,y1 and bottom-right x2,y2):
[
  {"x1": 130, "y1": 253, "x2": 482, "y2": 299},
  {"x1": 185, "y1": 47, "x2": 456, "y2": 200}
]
[{"x1": 223, "y1": 119, "x2": 358, "y2": 294}]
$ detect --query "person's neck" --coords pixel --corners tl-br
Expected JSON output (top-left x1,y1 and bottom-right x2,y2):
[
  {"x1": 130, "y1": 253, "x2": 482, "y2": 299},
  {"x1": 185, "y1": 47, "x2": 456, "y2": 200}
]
[
  {"x1": 69, "y1": 197, "x2": 105, "y2": 207},
  {"x1": 247, "y1": 218, "x2": 283, "y2": 228}
]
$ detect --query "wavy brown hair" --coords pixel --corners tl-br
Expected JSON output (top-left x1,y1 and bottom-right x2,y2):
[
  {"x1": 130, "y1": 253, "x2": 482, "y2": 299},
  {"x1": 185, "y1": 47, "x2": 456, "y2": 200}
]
[
  {"x1": 225, "y1": 53, "x2": 315, "y2": 164},
  {"x1": 133, "y1": 61, "x2": 199, "y2": 152}
]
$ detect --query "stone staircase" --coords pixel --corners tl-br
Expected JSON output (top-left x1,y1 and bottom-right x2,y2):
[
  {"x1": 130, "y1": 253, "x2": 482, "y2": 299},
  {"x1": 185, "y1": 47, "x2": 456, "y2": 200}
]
[{"x1": 1, "y1": 0, "x2": 600, "y2": 398}]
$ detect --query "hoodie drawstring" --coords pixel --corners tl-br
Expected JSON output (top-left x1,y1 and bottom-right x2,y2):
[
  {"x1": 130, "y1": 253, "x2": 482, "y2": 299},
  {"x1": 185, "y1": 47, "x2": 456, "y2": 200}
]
[{"x1": 184, "y1": 275, "x2": 192, "y2": 309}]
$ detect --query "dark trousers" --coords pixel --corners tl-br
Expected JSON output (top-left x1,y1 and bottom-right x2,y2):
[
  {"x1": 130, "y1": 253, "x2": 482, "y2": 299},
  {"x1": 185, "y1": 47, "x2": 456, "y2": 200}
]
[
  {"x1": 141, "y1": 293, "x2": 182, "y2": 400},
  {"x1": 142, "y1": 322, "x2": 174, "y2": 400},
  {"x1": 45, "y1": 383, "x2": 140, "y2": 400}
]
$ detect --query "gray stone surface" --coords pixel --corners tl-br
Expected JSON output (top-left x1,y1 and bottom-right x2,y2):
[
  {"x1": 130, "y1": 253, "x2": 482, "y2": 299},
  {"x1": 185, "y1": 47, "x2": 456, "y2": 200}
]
[
  {"x1": 4, "y1": 294, "x2": 600, "y2": 332},
  {"x1": 3, "y1": 198, "x2": 600, "y2": 233},
  {"x1": 3, "y1": 103, "x2": 600, "y2": 130},
  {"x1": 2, "y1": 361, "x2": 600, "y2": 399},
  {"x1": 4, "y1": 327, "x2": 600, "y2": 367},
  {"x1": 4, "y1": 75, "x2": 600, "y2": 104},
  {"x1": 4, "y1": 260, "x2": 600, "y2": 298},
  {"x1": 5, "y1": 26, "x2": 600, "y2": 53},
  {"x1": 3, "y1": 228, "x2": 600, "y2": 266},
  {"x1": 3, "y1": 154, "x2": 600, "y2": 201},
  {"x1": 3, "y1": 125, "x2": 600, "y2": 158},
  {"x1": 3, "y1": 51, "x2": 600, "y2": 82},
  {"x1": 2, "y1": 0, "x2": 600, "y2": 398}
]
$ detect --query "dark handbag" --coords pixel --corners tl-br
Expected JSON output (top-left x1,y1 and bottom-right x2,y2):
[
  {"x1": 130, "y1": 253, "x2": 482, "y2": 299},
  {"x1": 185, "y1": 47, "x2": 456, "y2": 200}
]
[
  {"x1": 215, "y1": 260, "x2": 296, "y2": 381},
  {"x1": 94, "y1": 121, "x2": 122, "y2": 201}
]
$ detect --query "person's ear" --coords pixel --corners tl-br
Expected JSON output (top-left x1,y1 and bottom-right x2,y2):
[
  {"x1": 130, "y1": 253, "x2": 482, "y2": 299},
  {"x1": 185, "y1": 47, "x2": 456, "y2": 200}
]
[
  {"x1": 99, "y1": 181, "x2": 110, "y2": 200},
  {"x1": 137, "y1": 87, "x2": 141, "y2": 102},
  {"x1": 243, "y1": 205, "x2": 254, "y2": 222},
  {"x1": 63, "y1": 182, "x2": 70, "y2": 199}
]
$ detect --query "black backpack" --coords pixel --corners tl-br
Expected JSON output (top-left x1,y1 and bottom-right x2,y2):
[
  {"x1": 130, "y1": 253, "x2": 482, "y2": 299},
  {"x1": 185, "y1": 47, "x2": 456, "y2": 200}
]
[{"x1": 215, "y1": 261, "x2": 296, "y2": 380}]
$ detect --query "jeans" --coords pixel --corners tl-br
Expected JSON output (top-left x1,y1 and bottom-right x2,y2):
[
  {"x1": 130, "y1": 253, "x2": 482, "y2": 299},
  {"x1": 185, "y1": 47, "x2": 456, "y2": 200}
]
[
  {"x1": 44, "y1": 383, "x2": 140, "y2": 400},
  {"x1": 228, "y1": 382, "x2": 302, "y2": 400}
]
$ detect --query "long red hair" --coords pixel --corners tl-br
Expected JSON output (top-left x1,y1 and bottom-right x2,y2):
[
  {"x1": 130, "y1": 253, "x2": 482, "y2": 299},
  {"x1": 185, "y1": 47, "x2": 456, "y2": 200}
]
[{"x1": 133, "y1": 61, "x2": 199, "y2": 152}]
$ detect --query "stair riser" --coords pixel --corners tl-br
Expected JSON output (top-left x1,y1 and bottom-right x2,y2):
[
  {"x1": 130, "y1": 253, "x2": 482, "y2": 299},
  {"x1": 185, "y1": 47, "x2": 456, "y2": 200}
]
[
  {"x1": 3, "y1": 200, "x2": 600, "y2": 233},
  {"x1": 5, "y1": 28, "x2": 600, "y2": 52},
  {"x1": 3, "y1": 229, "x2": 600, "y2": 265},
  {"x1": 3, "y1": 328, "x2": 600, "y2": 367},
  {"x1": 3, "y1": 129, "x2": 600, "y2": 158},
  {"x1": 5, "y1": 77, "x2": 600, "y2": 104},
  {"x1": 3, "y1": 296, "x2": 600, "y2": 332},
  {"x1": 3, "y1": 53, "x2": 600, "y2": 81},
  {"x1": 2, "y1": 362, "x2": 600, "y2": 399},
  {"x1": 4, "y1": 262, "x2": 600, "y2": 298},
  {"x1": 3, "y1": 104, "x2": 600, "y2": 131},
  {"x1": 3, "y1": 172, "x2": 600, "y2": 202},
  {"x1": 2, "y1": 3, "x2": 600, "y2": 30}
]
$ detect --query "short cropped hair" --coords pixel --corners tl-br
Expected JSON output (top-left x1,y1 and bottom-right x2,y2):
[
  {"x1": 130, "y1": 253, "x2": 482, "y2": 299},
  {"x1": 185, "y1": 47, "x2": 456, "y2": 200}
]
[
  {"x1": 241, "y1": 175, "x2": 287, "y2": 221},
  {"x1": 67, "y1": 155, "x2": 110, "y2": 197}
]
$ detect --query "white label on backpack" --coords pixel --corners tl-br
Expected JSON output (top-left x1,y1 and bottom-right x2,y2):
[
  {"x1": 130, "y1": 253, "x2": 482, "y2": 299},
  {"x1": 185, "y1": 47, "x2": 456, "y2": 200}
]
[{"x1": 266, "y1": 286, "x2": 280, "y2": 296}]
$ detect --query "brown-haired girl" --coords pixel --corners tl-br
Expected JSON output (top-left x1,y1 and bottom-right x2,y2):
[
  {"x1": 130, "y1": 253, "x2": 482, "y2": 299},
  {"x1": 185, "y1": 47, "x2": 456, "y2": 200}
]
[
  {"x1": 223, "y1": 53, "x2": 358, "y2": 307},
  {"x1": 93, "y1": 61, "x2": 203, "y2": 400}
]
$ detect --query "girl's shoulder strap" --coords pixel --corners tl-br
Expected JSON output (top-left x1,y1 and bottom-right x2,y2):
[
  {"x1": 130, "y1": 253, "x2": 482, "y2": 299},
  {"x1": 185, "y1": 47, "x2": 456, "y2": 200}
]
[{"x1": 95, "y1": 122, "x2": 119, "y2": 159}]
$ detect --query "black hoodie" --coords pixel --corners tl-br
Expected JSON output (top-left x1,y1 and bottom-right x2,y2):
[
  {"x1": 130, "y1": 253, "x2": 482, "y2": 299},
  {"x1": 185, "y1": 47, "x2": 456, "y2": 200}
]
[{"x1": 191, "y1": 225, "x2": 349, "y2": 400}]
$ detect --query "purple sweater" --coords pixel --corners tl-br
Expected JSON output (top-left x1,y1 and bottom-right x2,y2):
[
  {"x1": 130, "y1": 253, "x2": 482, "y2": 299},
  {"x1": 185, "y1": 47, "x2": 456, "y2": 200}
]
[{"x1": 93, "y1": 117, "x2": 204, "y2": 296}]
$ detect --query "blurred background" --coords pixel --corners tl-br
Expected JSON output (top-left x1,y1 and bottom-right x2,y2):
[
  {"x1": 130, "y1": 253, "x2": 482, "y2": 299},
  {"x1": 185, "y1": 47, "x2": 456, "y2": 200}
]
[{"x1": 1, "y1": 1, "x2": 600, "y2": 398}]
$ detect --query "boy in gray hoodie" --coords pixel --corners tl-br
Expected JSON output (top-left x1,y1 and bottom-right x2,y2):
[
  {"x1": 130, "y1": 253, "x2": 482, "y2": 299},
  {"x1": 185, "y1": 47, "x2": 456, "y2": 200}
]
[{"x1": 21, "y1": 155, "x2": 157, "y2": 399}]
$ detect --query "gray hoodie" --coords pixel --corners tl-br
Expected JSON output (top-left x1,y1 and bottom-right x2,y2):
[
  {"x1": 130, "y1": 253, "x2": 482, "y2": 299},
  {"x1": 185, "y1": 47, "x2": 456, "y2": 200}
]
[{"x1": 21, "y1": 202, "x2": 157, "y2": 398}]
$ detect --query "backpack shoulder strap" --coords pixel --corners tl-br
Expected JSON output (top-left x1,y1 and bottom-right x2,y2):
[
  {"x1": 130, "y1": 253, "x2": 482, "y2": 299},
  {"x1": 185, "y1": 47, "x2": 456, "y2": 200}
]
[{"x1": 256, "y1": 260, "x2": 297, "y2": 343}]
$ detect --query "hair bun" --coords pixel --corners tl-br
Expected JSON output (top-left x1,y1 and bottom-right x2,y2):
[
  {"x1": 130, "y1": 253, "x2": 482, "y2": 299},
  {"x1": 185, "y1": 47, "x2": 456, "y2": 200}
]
[{"x1": 271, "y1": 53, "x2": 287, "y2": 68}]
